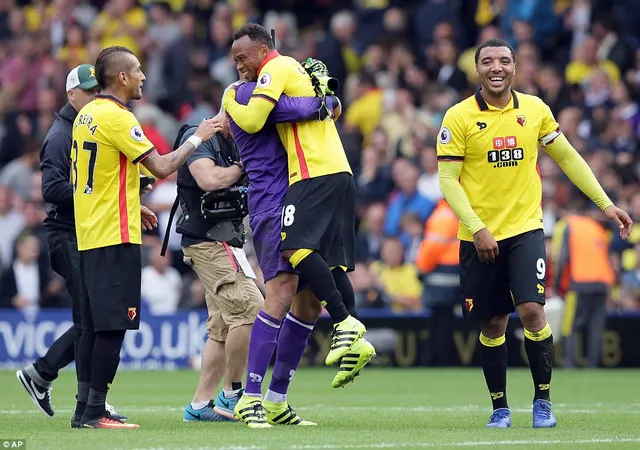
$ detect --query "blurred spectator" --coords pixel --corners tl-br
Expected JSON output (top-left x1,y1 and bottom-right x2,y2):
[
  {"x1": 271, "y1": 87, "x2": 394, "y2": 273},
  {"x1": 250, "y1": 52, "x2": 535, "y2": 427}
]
[
  {"x1": 56, "y1": 23, "x2": 89, "y2": 70},
  {"x1": 316, "y1": 10, "x2": 361, "y2": 98},
  {"x1": 0, "y1": 186, "x2": 25, "y2": 270},
  {"x1": 354, "y1": 147, "x2": 392, "y2": 208},
  {"x1": 356, "y1": 202, "x2": 386, "y2": 262},
  {"x1": 416, "y1": 140, "x2": 441, "y2": 202},
  {"x1": 565, "y1": 35, "x2": 620, "y2": 85},
  {"x1": 384, "y1": 158, "x2": 435, "y2": 239},
  {"x1": 90, "y1": 0, "x2": 147, "y2": 57},
  {"x1": 0, "y1": 232, "x2": 50, "y2": 311},
  {"x1": 370, "y1": 237, "x2": 423, "y2": 312},
  {"x1": 141, "y1": 242, "x2": 183, "y2": 315},
  {"x1": 0, "y1": 138, "x2": 40, "y2": 201},
  {"x1": 350, "y1": 262, "x2": 389, "y2": 310},
  {"x1": 432, "y1": 38, "x2": 468, "y2": 92},
  {"x1": 400, "y1": 212, "x2": 423, "y2": 263},
  {"x1": 344, "y1": 70, "x2": 383, "y2": 146}
]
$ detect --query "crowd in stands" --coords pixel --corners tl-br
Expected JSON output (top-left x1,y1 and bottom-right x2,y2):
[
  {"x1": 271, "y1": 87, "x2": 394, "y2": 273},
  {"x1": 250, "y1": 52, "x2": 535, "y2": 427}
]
[{"x1": 2, "y1": 0, "x2": 640, "y2": 316}]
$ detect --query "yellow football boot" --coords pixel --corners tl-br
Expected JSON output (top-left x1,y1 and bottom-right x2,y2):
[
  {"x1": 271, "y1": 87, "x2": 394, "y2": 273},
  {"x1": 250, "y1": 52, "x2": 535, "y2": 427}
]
[
  {"x1": 234, "y1": 395, "x2": 272, "y2": 429},
  {"x1": 332, "y1": 337, "x2": 376, "y2": 388},
  {"x1": 263, "y1": 400, "x2": 317, "y2": 426},
  {"x1": 325, "y1": 315, "x2": 367, "y2": 365}
]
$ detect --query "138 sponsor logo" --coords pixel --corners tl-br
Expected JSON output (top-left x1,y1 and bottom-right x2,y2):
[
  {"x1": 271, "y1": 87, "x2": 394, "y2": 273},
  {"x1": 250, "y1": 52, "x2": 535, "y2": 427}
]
[{"x1": 488, "y1": 135, "x2": 524, "y2": 168}]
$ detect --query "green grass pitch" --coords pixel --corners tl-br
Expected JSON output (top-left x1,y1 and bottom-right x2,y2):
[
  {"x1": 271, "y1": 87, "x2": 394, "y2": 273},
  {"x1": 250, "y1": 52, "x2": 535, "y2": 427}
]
[{"x1": 1, "y1": 368, "x2": 640, "y2": 449}]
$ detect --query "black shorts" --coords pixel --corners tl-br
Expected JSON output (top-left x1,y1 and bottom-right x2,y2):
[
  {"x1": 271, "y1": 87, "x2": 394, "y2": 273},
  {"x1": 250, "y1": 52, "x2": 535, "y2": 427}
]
[
  {"x1": 459, "y1": 229, "x2": 546, "y2": 320},
  {"x1": 280, "y1": 172, "x2": 355, "y2": 271},
  {"x1": 79, "y1": 243, "x2": 142, "y2": 332}
]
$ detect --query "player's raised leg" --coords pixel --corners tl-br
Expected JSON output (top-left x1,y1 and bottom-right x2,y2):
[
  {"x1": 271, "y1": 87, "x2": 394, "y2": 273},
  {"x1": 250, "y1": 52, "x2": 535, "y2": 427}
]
[
  {"x1": 509, "y1": 230, "x2": 556, "y2": 428},
  {"x1": 330, "y1": 268, "x2": 375, "y2": 388},
  {"x1": 263, "y1": 288, "x2": 319, "y2": 426},
  {"x1": 281, "y1": 175, "x2": 366, "y2": 365}
]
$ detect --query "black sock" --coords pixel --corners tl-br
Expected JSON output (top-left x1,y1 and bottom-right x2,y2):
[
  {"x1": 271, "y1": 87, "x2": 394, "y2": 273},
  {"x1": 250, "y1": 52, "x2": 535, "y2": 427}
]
[
  {"x1": 480, "y1": 334, "x2": 508, "y2": 411},
  {"x1": 76, "y1": 329, "x2": 96, "y2": 384},
  {"x1": 524, "y1": 325, "x2": 553, "y2": 402},
  {"x1": 232, "y1": 382, "x2": 242, "y2": 391},
  {"x1": 74, "y1": 382, "x2": 90, "y2": 419},
  {"x1": 295, "y1": 252, "x2": 349, "y2": 324},
  {"x1": 91, "y1": 330, "x2": 125, "y2": 392},
  {"x1": 84, "y1": 388, "x2": 108, "y2": 420},
  {"x1": 332, "y1": 268, "x2": 358, "y2": 319}
]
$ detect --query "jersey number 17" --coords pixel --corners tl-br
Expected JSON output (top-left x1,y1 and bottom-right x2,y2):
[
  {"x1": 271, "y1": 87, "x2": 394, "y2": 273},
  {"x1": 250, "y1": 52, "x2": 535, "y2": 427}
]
[{"x1": 72, "y1": 140, "x2": 98, "y2": 195}]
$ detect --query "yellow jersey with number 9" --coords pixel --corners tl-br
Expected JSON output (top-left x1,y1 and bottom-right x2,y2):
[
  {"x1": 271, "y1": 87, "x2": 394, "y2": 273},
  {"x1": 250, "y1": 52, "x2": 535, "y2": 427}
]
[
  {"x1": 71, "y1": 95, "x2": 156, "y2": 251},
  {"x1": 251, "y1": 51, "x2": 352, "y2": 185},
  {"x1": 436, "y1": 90, "x2": 561, "y2": 242}
]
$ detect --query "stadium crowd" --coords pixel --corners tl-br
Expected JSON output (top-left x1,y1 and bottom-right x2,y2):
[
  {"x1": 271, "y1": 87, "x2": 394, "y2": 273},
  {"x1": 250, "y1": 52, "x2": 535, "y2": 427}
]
[{"x1": 2, "y1": 0, "x2": 640, "y2": 316}]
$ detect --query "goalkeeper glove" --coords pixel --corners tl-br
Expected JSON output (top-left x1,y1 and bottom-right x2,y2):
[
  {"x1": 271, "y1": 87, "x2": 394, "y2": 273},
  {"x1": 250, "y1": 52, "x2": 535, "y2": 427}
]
[{"x1": 302, "y1": 57, "x2": 340, "y2": 96}]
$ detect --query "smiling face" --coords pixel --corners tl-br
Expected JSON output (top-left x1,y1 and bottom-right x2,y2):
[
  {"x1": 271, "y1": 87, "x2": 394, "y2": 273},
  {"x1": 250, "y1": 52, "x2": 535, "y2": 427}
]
[
  {"x1": 476, "y1": 45, "x2": 516, "y2": 98},
  {"x1": 231, "y1": 35, "x2": 269, "y2": 82}
]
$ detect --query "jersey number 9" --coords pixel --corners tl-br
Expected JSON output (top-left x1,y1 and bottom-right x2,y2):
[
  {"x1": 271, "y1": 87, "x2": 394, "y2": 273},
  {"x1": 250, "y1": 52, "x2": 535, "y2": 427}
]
[{"x1": 72, "y1": 140, "x2": 98, "y2": 195}]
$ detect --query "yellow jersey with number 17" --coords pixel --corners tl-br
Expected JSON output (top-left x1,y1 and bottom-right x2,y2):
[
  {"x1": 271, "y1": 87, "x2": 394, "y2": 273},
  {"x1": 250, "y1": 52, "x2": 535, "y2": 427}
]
[
  {"x1": 436, "y1": 90, "x2": 561, "y2": 242},
  {"x1": 251, "y1": 50, "x2": 352, "y2": 185},
  {"x1": 71, "y1": 95, "x2": 156, "y2": 251}
]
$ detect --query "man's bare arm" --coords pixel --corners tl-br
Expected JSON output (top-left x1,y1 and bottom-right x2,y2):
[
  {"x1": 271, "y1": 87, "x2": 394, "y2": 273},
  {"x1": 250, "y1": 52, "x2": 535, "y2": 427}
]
[{"x1": 141, "y1": 118, "x2": 222, "y2": 179}]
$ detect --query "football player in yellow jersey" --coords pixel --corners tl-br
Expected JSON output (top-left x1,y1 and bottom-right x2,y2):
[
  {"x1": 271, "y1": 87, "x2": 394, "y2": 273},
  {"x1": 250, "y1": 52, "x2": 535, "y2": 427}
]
[
  {"x1": 222, "y1": 23, "x2": 375, "y2": 427},
  {"x1": 437, "y1": 38, "x2": 633, "y2": 429},
  {"x1": 71, "y1": 46, "x2": 222, "y2": 429}
]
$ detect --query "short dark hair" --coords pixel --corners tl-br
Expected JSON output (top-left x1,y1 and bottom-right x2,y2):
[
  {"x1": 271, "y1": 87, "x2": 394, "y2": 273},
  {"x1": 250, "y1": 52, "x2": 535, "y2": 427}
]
[
  {"x1": 95, "y1": 46, "x2": 135, "y2": 89},
  {"x1": 474, "y1": 38, "x2": 516, "y2": 65},
  {"x1": 232, "y1": 23, "x2": 274, "y2": 50}
]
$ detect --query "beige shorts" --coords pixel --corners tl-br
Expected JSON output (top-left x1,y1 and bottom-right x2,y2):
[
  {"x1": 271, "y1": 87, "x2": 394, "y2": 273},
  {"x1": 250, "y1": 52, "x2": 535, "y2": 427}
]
[{"x1": 183, "y1": 241, "x2": 263, "y2": 342}]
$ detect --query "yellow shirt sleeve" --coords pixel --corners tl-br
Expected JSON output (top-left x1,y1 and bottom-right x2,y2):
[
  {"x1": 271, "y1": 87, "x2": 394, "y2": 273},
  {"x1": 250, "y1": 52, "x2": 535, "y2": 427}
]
[
  {"x1": 436, "y1": 109, "x2": 466, "y2": 160},
  {"x1": 222, "y1": 58, "x2": 288, "y2": 134},
  {"x1": 109, "y1": 112, "x2": 156, "y2": 164},
  {"x1": 401, "y1": 265, "x2": 423, "y2": 299},
  {"x1": 438, "y1": 161, "x2": 486, "y2": 236},
  {"x1": 543, "y1": 133, "x2": 613, "y2": 211},
  {"x1": 537, "y1": 101, "x2": 561, "y2": 143}
]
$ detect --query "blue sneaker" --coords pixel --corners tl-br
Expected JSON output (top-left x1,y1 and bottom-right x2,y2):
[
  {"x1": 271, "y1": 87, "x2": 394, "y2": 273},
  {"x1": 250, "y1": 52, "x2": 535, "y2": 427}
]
[
  {"x1": 183, "y1": 400, "x2": 232, "y2": 422},
  {"x1": 485, "y1": 408, "x2": 512, "y2": 428},
  {"x1": 213, "y1": 389, "x2": 243, "y2": 421},
  {"x1": 533, "y1": 399, "x2": 557, "y2": 428}
]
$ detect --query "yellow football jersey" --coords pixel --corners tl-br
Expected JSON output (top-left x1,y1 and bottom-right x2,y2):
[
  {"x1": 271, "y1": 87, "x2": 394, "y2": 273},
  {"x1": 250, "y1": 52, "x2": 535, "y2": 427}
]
[
  {"x1": 437, "y1": 90, "x2": 561, "y2": 242},
  {"x1": 251, "y1": 51, "x2": 352, "y2": 185},
  {"x1": 71, "y1": 95, "x2": 155, "y2": 251}
]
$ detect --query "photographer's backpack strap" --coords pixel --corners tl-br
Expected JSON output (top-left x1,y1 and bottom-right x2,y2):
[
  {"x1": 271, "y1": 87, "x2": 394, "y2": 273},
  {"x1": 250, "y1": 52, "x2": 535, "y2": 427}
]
[{"x1": 160, "y1": 124, "x2": 198, "y2": 257}]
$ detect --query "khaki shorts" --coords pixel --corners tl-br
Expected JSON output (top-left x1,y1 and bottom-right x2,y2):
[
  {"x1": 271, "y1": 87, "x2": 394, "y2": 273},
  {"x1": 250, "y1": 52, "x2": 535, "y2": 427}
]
[{"x1": 183, "y1": 241, "x2": 263, "y2": 341}]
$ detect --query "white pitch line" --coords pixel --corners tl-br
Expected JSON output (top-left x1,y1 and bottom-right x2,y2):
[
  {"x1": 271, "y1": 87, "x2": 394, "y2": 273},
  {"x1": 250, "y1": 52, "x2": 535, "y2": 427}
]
[
  {"x1": 286, "y1": 439, "x2": 640, "y2": 449},
  {"x1": 3, "y1": 404, "x2": 640, "y2": 415},
  {"x1": 126, "y1": 439, "x2": 640, "y2": 450}
]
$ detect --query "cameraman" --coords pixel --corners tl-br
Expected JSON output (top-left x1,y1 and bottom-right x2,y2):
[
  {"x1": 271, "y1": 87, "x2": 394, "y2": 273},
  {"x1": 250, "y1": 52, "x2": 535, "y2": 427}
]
[{"x1": 173, "y1": 111, "x2": 263, "y2": 421}]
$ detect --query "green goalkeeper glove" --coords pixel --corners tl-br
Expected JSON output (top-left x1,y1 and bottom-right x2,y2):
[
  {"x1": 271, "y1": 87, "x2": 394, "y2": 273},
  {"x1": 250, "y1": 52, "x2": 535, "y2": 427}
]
[{"x1": 302, "y1": 57, "x2": 340, "y2": 96}]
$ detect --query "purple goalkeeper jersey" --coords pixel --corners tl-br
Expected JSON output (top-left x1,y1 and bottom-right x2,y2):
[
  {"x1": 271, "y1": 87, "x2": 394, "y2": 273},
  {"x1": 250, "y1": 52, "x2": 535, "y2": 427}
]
[{"x1": 229, "y1": 83, "x2": 327, "y2": 215}]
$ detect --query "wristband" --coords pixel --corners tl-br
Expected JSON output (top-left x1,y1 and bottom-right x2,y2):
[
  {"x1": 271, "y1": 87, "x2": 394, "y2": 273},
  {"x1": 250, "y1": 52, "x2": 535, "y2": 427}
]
[{"x1": 186, "y1": 135, "x2": 202, "y2": 149}]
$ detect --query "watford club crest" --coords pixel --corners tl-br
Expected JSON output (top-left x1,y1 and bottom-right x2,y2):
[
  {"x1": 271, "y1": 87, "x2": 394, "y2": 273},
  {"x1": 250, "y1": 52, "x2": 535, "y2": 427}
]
[
  {"x1": 517, "y1": 115, "x2": 527, "y2": 127},
  {"x1": 127, "y1": 307, "x2": 137, "y2": 321},
  {"x1": 465, "y1": 298, "x2": 474, "y2": 312}
]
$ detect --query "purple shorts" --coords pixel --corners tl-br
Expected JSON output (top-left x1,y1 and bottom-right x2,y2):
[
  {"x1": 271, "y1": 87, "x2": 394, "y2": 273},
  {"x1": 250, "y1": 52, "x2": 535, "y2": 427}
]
[{"x1": 250, "y1": 207, "x2": 297, "y2": 283}]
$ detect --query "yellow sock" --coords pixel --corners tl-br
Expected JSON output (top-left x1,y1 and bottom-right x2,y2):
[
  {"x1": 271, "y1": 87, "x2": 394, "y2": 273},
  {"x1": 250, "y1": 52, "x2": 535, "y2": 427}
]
[
  {"x1": 524, "y1": 322, "x2": 552, "y2": 342},
  {"x1": 479, "y1": 333, "x2": 506, "y2": 347}
]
